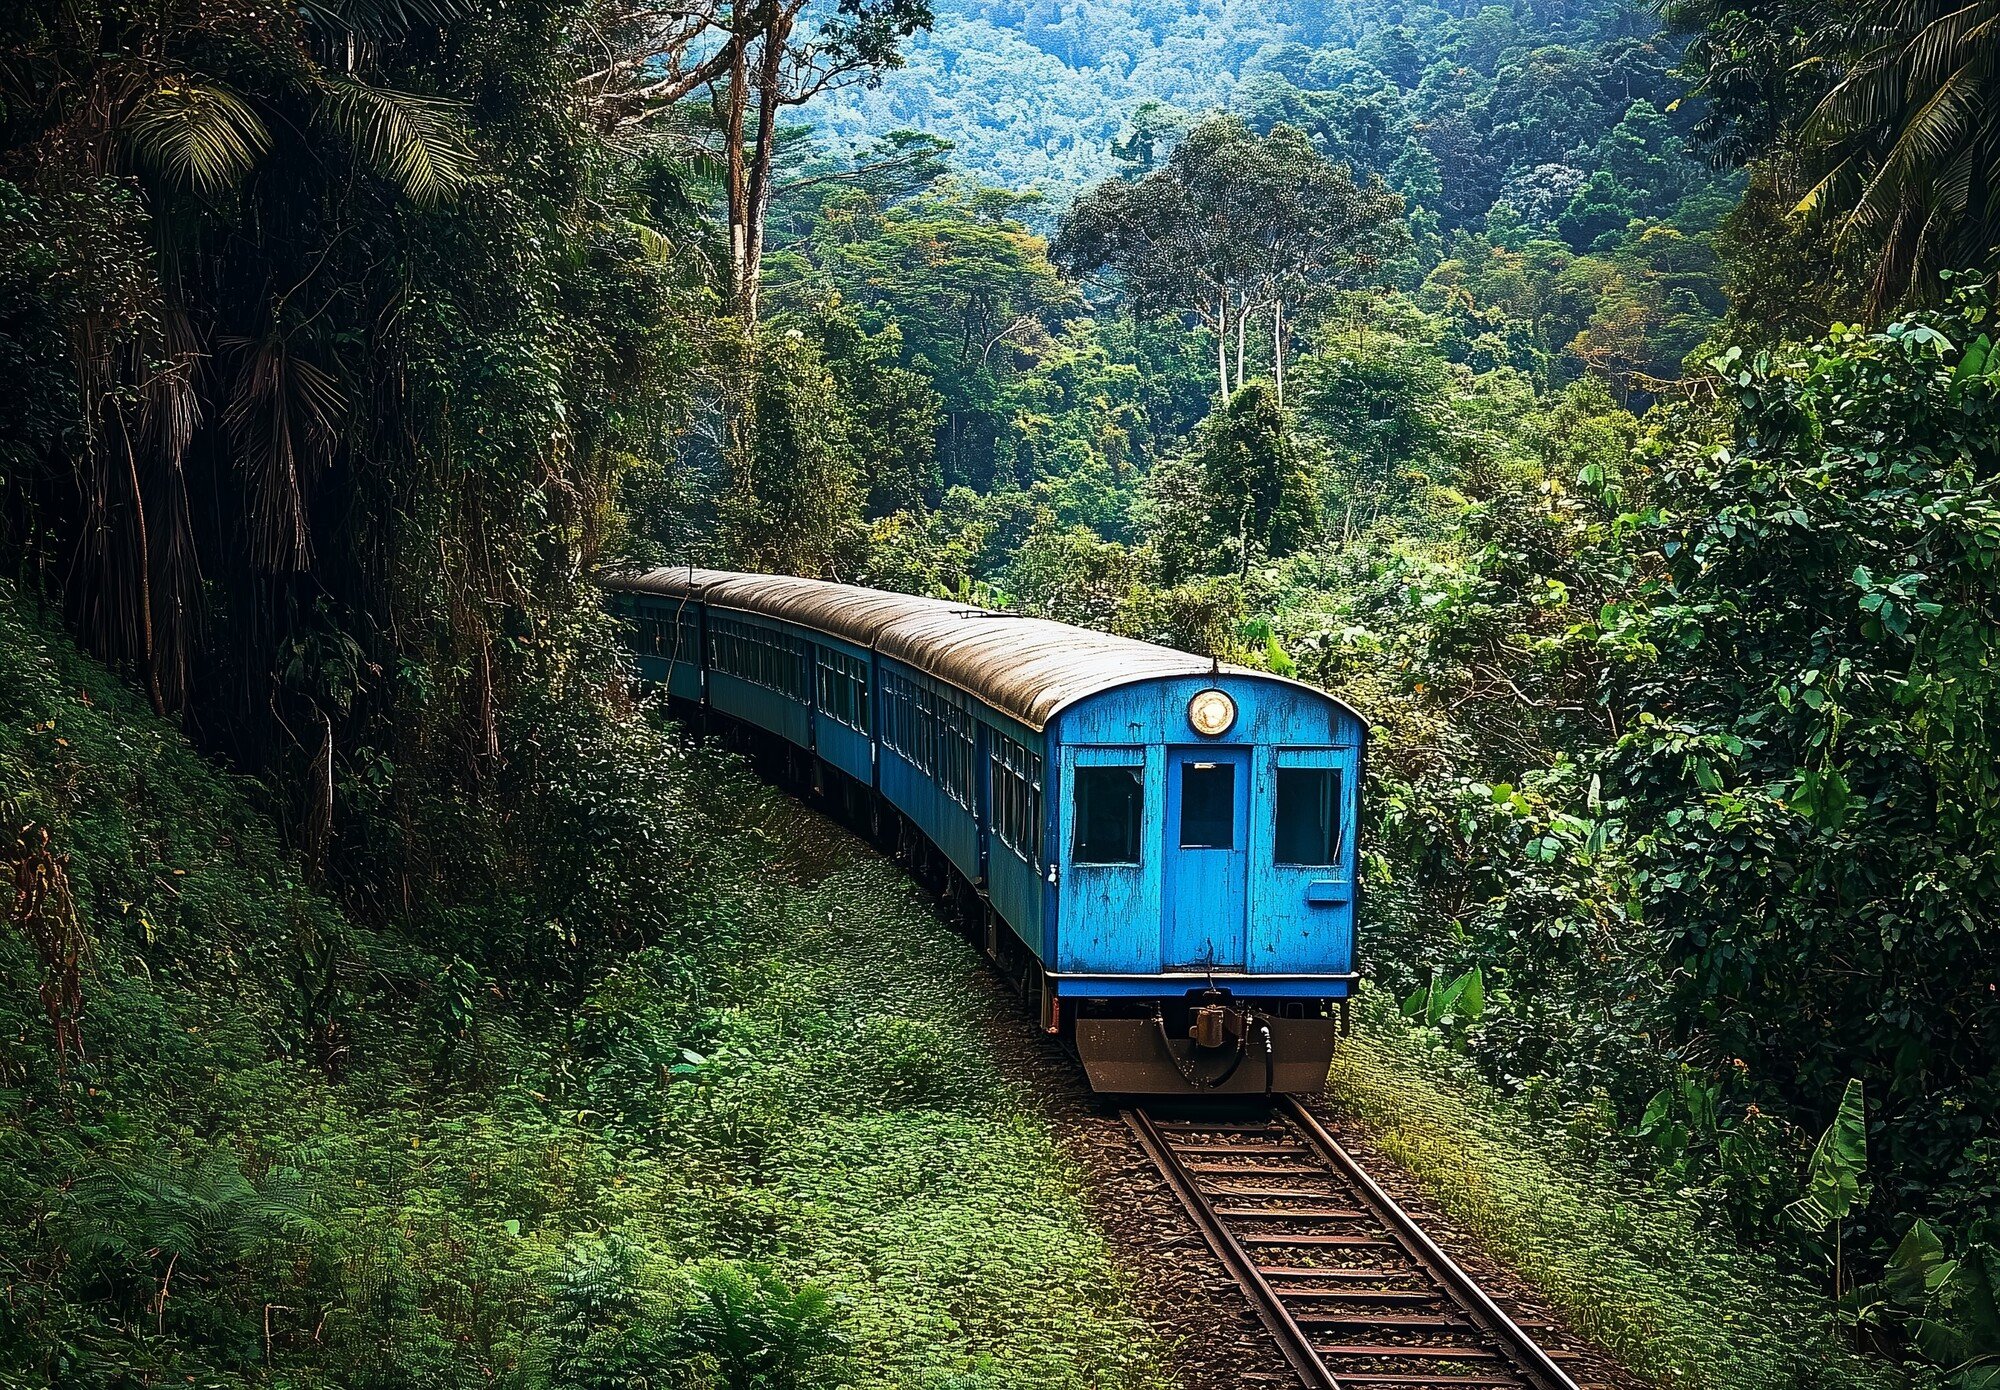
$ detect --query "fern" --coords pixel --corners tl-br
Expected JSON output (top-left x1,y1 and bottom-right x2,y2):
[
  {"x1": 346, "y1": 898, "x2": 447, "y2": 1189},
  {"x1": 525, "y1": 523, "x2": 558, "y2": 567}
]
[{"x1": 55, "y1": 1146, "x2": 329, "y2": 1286}]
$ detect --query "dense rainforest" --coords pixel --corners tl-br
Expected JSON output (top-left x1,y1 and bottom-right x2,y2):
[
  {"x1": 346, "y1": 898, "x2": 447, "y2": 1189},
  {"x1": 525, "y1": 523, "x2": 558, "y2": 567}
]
[{"x1": 4, "y1": 0, "x2": 2000, "y2": 1385}]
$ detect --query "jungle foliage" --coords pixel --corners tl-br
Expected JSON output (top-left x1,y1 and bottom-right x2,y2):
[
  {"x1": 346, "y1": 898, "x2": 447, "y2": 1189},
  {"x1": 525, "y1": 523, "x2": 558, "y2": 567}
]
[
  {"x1": 7, "y1": 0, "x2": 2000, "y2": 1384},
  {"x1": 768, "y1": 2, "x2": 2000, "y2": 1380}
]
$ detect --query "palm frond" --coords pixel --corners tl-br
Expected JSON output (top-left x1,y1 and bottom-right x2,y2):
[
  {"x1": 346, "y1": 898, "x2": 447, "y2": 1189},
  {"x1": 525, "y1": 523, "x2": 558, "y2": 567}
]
[
  {"x1": 299, "y1": 0, "x2": 476, "y2": 40},
  {"x1": 1902, "y1": 2, "x2": 1993, "y2": 84},
  {"x1": 317, "y1": 77, "x2": 476, "y2": 207},
  {"x1": 1857, "y1": 73, "x2": 1977, "y2": 219},
  {"x1": 627, "y1": 220, "x2": 677, "y2": 263},
  {"x1": 1793, "y1": 154, "x2": 1858, "y2": 219},
  {"x1": 222, "y1": 335, "x2": 345, "y2": 573},
  {"x1": 124, "y1": 80, "x2": 270, "y2": 194},
  {"x1": 1804, "y1": 43, "x2": 1906, "y2": 142}
]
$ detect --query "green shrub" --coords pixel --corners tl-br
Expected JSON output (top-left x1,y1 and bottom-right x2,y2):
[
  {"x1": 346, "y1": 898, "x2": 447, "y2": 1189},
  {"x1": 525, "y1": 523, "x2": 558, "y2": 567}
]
[{"x1": 668, "y1": 1262, "x2": 850, "y2": 1390}]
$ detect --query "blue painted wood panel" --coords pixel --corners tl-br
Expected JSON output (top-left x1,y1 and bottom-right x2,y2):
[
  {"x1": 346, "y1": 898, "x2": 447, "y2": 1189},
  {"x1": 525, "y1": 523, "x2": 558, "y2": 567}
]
[
  {"x1": 815, "y1": 719, "x2": 873, "y2": 786},
  {"x1": 616, "y1": 596, "x2": 705, "y2": 703},
  {"x1": 709, "y1": 672, "x2": 810, "y2": 745},
  {"x1": 1248, "y1": 744, "x2": 1358, "y2": 973},
  {"x1": 874, "y1": 658, "x2": 985, "y2": 883},
  {"x1": 1055, "y1": 744, "x2": 1163, "y2": 973},
  {"x1": 1052, "y1": 674, "x2": 1363, "y2": 984}
]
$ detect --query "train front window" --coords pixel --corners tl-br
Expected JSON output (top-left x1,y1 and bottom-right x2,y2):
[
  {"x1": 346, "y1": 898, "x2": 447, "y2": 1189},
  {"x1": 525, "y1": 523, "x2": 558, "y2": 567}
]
[
  {"x1": 1180, "y1": 762, "x2": 1234, "y2": 848},
  {"x1": 1074, "y1": 766, "x2": 1143, "y2": 864},
  {"x1": 1275, "y1": 767, "x2": 1343, "y2": 864}
]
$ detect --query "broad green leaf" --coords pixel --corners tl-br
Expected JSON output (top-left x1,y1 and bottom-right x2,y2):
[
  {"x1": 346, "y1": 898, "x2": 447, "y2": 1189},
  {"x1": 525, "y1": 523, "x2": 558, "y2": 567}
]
[
  {"x1": 1401, "y1": 982, "x2": 1429, "y2": 1019},
  {"x1": 1457, "y1": 965, "x2": 1484, "y2": 1021},
  {"x1": 1785, "y1": 1078, "x2": 1869, "y2": 1230},
  {"x1": 1956, "y1": 335, "x2": 1992, "y2": 382},
  {"x1": 1884, "y1": 1218, "x2": 1952, "y2": 1308}
]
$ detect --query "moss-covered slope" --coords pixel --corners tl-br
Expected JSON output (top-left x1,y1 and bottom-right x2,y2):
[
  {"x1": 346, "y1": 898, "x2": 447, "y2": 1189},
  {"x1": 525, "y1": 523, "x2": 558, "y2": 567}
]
[{"x1": 0, "y1": 584, "x2": 1162, "y2": 1390}]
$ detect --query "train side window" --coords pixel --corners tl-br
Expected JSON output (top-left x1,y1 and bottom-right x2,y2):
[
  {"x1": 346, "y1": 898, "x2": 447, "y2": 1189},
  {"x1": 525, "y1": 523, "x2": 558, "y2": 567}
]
[
  {"x1": 1180, "y1": 762, "x2": 1235, "y2": 849},
  {"x1": 1275, "y1": 767, "x2": 1343, "y2": 865},
  {"x1": 1073, "y1": 766, "x2": 1143, "y2": 865}
]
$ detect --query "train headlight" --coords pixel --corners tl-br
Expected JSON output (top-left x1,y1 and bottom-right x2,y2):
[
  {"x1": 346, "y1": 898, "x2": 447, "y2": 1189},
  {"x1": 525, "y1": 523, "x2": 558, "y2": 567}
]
[{"x1": 1188, "y1": 688, "x2": 1236, "y2": 737}]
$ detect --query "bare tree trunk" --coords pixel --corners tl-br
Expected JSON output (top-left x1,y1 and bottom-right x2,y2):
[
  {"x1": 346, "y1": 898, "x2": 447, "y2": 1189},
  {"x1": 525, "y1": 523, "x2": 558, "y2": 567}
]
[
  {"x1": 720, "y1": 35, "x2": 751, "y2": 318},
  {"x1": 740, "y1": 9, "x2": 790, "y2": 331},
  {"x1": 1216, "y1": 293, "x2": 1231, "y2": 402},
  {"x1": 1273, "y1": 300, "x2": 1285, "y2": 409},
  {"x1": 1224, "y1": 290, "x2": 1240, "y2": 392},
  {"x1": 115, "y1": 408, "x2": 164, "y2": 715}
]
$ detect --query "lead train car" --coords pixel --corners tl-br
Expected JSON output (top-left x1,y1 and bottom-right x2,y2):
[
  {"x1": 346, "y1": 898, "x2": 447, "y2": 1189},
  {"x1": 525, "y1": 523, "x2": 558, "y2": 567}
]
[{"x1": 605, "y1": 567, "x2": 1365, "y2": 1095}]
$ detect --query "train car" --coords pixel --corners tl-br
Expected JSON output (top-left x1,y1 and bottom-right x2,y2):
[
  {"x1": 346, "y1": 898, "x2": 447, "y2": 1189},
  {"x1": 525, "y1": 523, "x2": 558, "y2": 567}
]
[{"x1": 603, "y1": 567, "x2": 1365, "y2": 1096}]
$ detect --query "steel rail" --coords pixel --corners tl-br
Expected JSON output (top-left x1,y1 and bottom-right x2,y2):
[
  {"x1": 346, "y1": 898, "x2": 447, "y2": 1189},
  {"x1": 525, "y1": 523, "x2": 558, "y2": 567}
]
[
  {"x1": 1120, "y1": 1107, "x2": 1341, "y2": 1390},
  {"x1": 1124, "y1": 1101, "x2": 1585, "y2": 1390},
  {"x1": 1282, "y1": 1098, "x2": 1582, "y2": 1390}
]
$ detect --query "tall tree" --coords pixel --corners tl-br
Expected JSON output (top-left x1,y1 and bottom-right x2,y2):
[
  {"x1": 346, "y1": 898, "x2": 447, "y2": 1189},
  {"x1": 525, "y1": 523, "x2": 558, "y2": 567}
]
[
  {"x1": 1054, "y1": 114, "x2": 1406, "y2": 405},
  {"x1": 573, "y1": 0, "x2": 932, "y2": 328},
  {"x1": 775, "y1": 181, "x2": 1073, "y2": 490},
  {"x1": 709, "y1": 0, "x2": 932, "y2": 328},
  {"x1": 1195, "y1": 381, "x2": 1318, "y2": 577},
  {"x1": 720, "y1": 328, "x2": 863, "y2": 577}
]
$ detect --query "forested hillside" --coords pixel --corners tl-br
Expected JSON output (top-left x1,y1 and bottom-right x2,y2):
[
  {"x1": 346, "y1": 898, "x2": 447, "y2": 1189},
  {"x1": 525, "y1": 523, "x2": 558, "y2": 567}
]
[
  {"x1": 5, "y1": 0, "x2": 2000, "y2": 1383},
  {"x1": 809, "y1": 0, "x2": 1709, "y2": 225}
]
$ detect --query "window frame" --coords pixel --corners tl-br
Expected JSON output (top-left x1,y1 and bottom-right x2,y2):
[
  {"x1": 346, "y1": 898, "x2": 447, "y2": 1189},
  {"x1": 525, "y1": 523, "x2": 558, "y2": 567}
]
[
  {"x1": 1178, "y1": 759, "x2": 1237, "y2": 850},
  {"x1": 992, "y1": 733, "x2": 1043, "y2": 868},
  {"x1": 1272, "y1": 757, "x2": 1347, "y2": 867},
  {"x1": 1067, "y1": 747, "x2": 1148, "y2": 868}
]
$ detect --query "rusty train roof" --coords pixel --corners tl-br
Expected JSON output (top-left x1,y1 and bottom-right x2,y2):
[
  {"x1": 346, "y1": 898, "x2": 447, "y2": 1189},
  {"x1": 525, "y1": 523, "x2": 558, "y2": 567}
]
[{"x1": 604, "y1": 566, "x2": 1363, "y2": 734}]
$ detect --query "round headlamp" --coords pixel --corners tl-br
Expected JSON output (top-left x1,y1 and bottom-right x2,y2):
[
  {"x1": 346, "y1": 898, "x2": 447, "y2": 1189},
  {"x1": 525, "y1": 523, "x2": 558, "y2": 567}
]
[{"x1": 1187, "y1": 688, "x2": 1237, "y2": 737}]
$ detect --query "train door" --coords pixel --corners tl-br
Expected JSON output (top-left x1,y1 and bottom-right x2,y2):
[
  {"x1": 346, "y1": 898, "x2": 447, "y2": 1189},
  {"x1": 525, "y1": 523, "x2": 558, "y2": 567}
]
[{"x1": 1163, "y1": 746, "x2": 1249, "y2": 969}]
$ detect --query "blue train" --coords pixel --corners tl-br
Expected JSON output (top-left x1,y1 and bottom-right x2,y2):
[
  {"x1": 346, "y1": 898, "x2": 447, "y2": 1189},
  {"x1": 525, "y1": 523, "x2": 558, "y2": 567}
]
[{"x1": 604, "y1": 567, "x2": 1365, "y2": 1095}]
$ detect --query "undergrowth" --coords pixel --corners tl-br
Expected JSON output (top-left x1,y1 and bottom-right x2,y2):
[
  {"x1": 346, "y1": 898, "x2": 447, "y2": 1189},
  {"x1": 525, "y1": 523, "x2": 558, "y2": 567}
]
[
  {"x1": 1326, "y1": 989, "x2": 1898, "y2": 1390},
  {"x1": 0, "y1": 581, "x2": 1163, "y2": 1389}
]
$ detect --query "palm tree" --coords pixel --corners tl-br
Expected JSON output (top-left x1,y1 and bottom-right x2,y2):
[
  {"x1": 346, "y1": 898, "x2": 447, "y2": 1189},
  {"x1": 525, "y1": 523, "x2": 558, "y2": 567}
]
[
  {"x1": 1669, "y1": 0, "x2": 2000, "y2": 312},
  {"x1": 1795, "y1": 0, "x2": 2000, "y2": 311}
]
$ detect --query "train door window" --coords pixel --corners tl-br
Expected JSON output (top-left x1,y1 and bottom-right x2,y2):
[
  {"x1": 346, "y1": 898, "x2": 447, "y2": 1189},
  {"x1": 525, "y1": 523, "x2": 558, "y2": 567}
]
[
  {"x1": 1275, "y1": 767, "x2": 1343, "y2": 864},
  {"x1": 1180, "y1": 762, "x2": 1235, "y2": 849},
  {"x1": 1073, "y1": 765, "x2": 1143, "y2": 865}
]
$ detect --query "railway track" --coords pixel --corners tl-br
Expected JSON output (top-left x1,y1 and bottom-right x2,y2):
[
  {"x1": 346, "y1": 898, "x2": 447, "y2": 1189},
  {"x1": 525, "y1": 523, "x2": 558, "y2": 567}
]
[{"x1": 1122, "y1": 1099, "x2": 1584, "y2": 1390}]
